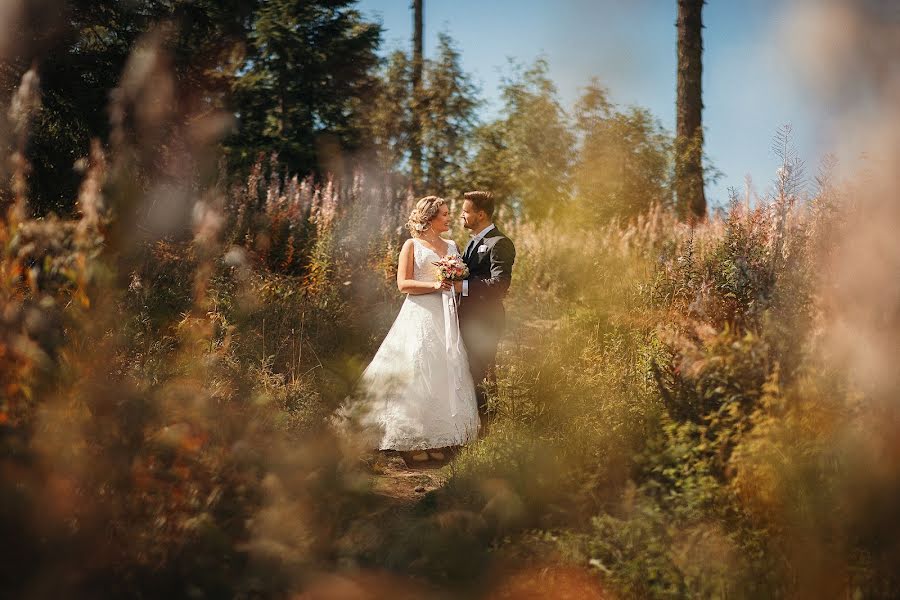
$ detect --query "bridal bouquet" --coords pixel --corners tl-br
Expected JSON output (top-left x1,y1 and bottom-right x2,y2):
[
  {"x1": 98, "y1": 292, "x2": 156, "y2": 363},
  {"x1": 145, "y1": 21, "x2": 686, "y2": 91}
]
[{"x1": 433, "y1": 254, "x2": 469, "y2": 281}]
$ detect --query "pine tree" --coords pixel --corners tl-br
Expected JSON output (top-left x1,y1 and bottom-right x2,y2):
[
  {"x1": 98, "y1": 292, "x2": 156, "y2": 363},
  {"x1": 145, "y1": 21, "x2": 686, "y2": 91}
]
[
  {"x1": 422, "y1": 34, "x2": 479, "y2": 197},
  {"x1": 363, "y1": 50, "x2": 413, "y2": 176},
  {"x1": 1, "y1": 1, "x2": 155, "y2": 214},
  {"x1": 360, "y1": 33, "x2": 479, "y2": 196},
  {"x1": 227, "y1": 0, "x2": 381, "y2": 177},
  {"x1": 1, "y1": 0, "x2": 258, "y2": 215}
]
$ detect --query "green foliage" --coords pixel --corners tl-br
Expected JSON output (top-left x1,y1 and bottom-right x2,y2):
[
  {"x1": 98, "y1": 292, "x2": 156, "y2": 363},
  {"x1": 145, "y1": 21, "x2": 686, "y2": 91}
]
[
  {"x1": 6, "y1": 4, "x2": 678, "y2": 229},
  {"x1": 421, "y1": 33, "x2": 481, "y2": 196},
  {"x1": 469, "y1": 58, "x2": 575, "y2": 220},
  {"x1": 227, "y1": 0, "x2": 381, "y2": 176},
  {"x1": 3, "y1": 0, "x2": 257, "y2": 215},
  {"x1": 441, "y1": 172, "x2": 899, "y2": 598},
  {"x1": 359, "y1": 33, "x2": 480, "y2": 197},
  {"x1": 360, "y1": 49, "x2": 414, "y2": 176},
  {"x1": 572, "y1": 79, "x2": 674, "y2": 221}
]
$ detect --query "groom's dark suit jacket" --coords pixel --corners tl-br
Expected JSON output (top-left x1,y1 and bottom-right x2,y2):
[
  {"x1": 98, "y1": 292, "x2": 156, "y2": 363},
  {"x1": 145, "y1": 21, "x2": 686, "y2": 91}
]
[
  {"x1": 458, "y1": 226, "x2": 515, "y2": 411},
  {"x1": 460, "y1": 227, "x2": 515, "y2": 319}
]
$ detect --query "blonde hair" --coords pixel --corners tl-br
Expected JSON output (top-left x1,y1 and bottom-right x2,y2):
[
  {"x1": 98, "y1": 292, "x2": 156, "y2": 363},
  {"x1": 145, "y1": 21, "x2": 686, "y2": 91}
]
[{"x1": 406, "y1": 196, "x2": 446, "y2": 237}]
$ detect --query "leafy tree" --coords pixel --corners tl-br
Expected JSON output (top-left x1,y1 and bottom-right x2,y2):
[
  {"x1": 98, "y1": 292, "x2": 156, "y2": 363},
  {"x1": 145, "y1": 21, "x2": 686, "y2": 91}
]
[
  {"x1": 572, "y1": 80, "x2": 673, "y2": 222},
  {"x1": 469, "y1": 58, "x2": 574, "y2": 220}
]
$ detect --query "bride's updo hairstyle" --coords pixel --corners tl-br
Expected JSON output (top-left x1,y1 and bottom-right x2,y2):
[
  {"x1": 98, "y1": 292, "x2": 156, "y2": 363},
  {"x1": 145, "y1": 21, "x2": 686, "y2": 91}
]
[{"x1": 406, "y1": 195, "x2": 445, "y2": 237}]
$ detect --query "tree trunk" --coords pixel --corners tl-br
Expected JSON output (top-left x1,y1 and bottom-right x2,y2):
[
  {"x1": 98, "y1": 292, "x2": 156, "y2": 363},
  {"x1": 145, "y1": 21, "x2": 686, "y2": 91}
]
[
  {"x1": 410, "y1": 0, "x2": 424, "y2": 192},
  {"x1": 675, "y1": 0, "x2": 706, "y2": 221}
]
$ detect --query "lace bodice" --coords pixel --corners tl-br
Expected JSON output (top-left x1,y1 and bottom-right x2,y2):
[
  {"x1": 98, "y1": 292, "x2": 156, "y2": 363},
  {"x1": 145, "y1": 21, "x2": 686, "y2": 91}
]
[{"x1": 411, "y1": 237, "x2": 460, "y2": 282}]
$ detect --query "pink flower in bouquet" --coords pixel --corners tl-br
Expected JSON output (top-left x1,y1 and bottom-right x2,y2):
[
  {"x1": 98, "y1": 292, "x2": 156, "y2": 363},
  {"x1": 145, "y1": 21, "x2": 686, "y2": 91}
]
[{"x1": 433, "y1": 254, "x2": 469, "y2": 282}]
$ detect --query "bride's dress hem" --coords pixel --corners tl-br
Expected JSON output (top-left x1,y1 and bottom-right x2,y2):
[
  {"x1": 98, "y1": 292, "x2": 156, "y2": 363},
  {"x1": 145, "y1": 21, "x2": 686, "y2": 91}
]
[{"x1": 376, "y1": 424, "x2": 480, "y2": 452}]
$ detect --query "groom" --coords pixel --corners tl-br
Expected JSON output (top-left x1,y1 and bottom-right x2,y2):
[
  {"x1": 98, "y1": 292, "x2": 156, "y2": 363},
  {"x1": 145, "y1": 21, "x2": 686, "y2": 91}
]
[{"x1": 454, "y1": 191, "x2": 516, "y2": 425}]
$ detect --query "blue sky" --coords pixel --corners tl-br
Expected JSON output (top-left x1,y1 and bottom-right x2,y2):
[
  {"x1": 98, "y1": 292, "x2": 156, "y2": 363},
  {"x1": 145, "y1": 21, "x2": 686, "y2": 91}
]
[{"x1": 356, "y1": 0, "x2": 828, "y2": 208}]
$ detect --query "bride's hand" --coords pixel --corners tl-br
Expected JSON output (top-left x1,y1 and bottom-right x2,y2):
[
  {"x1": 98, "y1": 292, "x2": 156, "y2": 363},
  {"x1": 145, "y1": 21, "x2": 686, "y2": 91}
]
[{"x1": 435, "y1": 280, "x2": 452, "y2": 291}]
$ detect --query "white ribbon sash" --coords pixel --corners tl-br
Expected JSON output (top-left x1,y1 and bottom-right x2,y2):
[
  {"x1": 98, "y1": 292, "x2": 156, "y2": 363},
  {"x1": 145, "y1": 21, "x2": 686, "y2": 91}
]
[{"x1": 442, "y1": 289, "x2": 465, "y2": 417}]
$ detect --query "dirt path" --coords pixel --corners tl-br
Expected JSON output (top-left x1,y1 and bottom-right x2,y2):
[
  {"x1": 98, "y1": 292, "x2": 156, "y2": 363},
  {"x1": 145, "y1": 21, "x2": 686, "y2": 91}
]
[
  {"x1": 368, "y1": 452, "x2": 451, "y2": 504},
  {"x1": 331, "y1": 452, "x2": 460, "y2": 575}
]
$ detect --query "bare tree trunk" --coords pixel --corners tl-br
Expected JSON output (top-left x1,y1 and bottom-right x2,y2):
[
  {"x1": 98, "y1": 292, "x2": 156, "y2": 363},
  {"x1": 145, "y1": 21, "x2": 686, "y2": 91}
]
[
  {"x1": 676, "y1": 0, "x2": 706, "y2": 221},
  {"x1": 410, "y1": 0, "x2": 424, "y2": 192}
]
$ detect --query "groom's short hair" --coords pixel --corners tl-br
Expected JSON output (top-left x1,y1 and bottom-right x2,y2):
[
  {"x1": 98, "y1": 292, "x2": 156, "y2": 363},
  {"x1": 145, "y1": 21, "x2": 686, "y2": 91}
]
[{"x1": 464, "y1": 191, "x2": 494, "y2": 217}]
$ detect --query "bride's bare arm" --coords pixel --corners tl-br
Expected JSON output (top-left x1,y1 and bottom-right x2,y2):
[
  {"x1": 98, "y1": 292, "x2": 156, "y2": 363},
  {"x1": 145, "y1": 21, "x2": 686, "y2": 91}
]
[{"x1": 397, "y1": 239, "x2": 447, "y2": 294}]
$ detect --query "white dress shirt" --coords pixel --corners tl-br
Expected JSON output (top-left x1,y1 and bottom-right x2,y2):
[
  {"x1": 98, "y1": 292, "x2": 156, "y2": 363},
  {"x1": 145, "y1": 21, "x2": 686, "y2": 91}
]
[{"x1": 462, "y1": 223, "x2": 496, "y2": 297}]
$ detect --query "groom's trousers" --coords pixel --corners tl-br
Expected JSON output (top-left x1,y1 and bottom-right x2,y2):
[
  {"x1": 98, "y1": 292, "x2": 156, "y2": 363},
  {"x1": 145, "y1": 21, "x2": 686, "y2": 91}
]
[{"x1": 459, "y1": 301, "x2": 505, "y2": 415}]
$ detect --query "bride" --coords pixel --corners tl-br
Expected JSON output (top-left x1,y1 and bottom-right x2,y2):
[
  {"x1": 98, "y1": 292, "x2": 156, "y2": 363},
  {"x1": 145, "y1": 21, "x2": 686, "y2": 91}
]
[{"x1": 343, "y1": 196, "x2": 480, "y2": 462}]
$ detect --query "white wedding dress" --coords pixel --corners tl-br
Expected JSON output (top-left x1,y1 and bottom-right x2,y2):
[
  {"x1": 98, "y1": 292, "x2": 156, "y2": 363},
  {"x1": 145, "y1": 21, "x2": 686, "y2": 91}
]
[{"x1": 347, "y1": 238, "x2": 480, "y2": 451}]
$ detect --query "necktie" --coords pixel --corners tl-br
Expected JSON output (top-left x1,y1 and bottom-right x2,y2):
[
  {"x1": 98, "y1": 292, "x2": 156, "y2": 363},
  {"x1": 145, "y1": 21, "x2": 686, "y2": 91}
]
[{"x1": 464, "y1": 237, "x2": 476, "y2": 261}]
